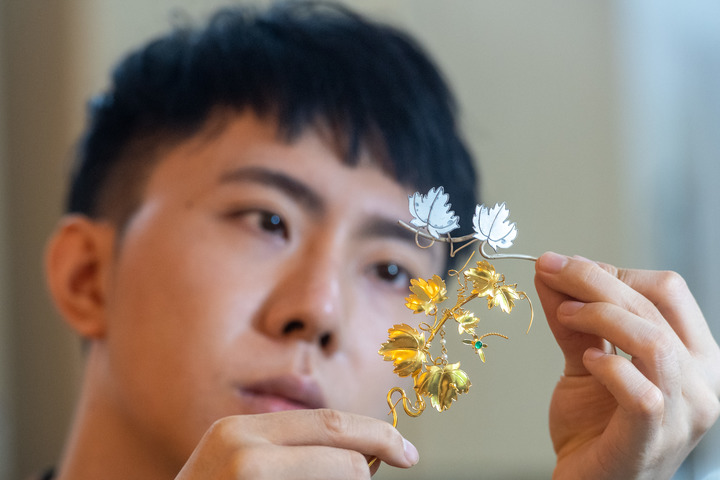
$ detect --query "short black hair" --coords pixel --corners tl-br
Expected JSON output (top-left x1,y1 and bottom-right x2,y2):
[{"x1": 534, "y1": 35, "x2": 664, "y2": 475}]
[{"x1": 68, "y1": 1, "x2": 479, "y2": 235}]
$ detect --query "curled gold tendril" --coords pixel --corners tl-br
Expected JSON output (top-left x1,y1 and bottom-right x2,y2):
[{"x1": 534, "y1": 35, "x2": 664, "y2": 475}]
[
  {"x1": 387, "y1": 386, "x2": 426, "y2": 427},
  {"x1": 518, "y1": 291, "x2": 534, "y2": 333},
  {"x1": 368, "y1": 387, "x2": 426, "y2": 468},
  {"x1": 414, "y1": 230, "x2": 436, "y2": 249}
]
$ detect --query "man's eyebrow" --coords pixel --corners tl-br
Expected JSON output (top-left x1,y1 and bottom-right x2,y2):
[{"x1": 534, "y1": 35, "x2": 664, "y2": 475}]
[
  {"x1": 218, "y1": 166, "x2": 324, "y2": 214},
  {"x1": 358, "y1": 217, "x2": 420, "y2": 244}
]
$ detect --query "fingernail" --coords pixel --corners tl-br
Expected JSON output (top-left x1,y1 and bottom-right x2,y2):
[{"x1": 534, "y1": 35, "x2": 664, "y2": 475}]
[
  {"x1": 584, "y1": 347, "x2": 605, "y2": 362},
  {"x1": 537, "y1": 251, "x2": 568, "y2": 273},
  {"x1": 403, "y1": 438, "x2": 419, "y2": 465},
  {"x1": 559, "y1": 300, "x2": 584, "y2": 316}
]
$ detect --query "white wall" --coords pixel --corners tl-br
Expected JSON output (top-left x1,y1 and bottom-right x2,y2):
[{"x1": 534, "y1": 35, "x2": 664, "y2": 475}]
[{"x1": 6, "y1": 1, "x2": 715, "y2": 479}]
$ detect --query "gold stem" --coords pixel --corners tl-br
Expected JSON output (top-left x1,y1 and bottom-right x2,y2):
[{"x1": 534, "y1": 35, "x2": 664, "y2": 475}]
[
  {"x1": 425, "y1": 310, "x2": 450, "y2": 345},
  {"x1": 426, "y1": 291, "x2": 479, "y2": 345}
]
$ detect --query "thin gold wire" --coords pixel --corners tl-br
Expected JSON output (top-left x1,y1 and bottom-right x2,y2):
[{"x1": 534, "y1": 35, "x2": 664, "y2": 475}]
[{"x1": 478, "y1": 332, "x2": 509, "y2": 341}]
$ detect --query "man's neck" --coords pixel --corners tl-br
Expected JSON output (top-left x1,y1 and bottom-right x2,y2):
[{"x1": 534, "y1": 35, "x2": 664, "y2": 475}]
[{"x1": 55, "y1": 347, "x2": 181, "y2": 480}]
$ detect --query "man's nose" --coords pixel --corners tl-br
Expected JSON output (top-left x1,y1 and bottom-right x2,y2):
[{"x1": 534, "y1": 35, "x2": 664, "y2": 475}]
[{"x1": 255, "y1": 241, "x2": 346, "y2": 353}]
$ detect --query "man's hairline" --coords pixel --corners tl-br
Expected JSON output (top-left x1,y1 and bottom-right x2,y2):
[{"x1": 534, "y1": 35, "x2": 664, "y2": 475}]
[{"x1": 93, "y1": 109, "x2": 428, "y2": 248}]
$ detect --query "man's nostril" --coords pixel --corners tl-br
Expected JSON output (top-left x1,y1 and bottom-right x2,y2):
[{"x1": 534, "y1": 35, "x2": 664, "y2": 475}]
[
  {"x1": 282, "y1": 320, "x2": 304, "y2": 335},
  {"x1": 319, "y1": 332, "x2": 332, "y2": 349}
]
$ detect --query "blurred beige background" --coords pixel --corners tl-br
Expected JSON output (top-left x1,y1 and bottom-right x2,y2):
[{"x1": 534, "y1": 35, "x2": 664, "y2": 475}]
[{"x1": 1, "y1": 1, "x2": 718, "y2": 479}]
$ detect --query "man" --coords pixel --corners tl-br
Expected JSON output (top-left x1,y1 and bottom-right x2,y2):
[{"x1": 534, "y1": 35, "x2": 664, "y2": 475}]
[{"x1": 43, "y1": 2, "x2": 719, "y2": 479}]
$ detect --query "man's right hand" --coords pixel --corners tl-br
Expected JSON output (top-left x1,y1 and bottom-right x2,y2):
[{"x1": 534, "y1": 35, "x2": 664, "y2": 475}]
[{"x1": 175, "y1": 409, "x2": 419, "y2": 479}]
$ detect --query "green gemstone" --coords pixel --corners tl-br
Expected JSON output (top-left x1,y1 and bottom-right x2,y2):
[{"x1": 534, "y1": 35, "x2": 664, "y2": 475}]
[{"x1": 474, "y1": 340, "x2": 483, "y2": 350}]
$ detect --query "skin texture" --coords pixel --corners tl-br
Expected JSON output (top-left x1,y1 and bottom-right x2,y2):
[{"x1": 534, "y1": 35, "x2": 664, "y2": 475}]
[
  {"x1": 536, "y1": 252, "x2": 720, "y2": 480},
  {"x1": 46, "y1": 112, "x2": 437, "y2": 479},
  {"x1": 45, "y1": 112, "x2": 720, "y2": 478}
]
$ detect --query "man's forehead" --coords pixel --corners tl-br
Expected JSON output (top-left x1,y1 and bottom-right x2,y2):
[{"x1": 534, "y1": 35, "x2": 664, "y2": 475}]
[
  {"x1": 174, "y1": 109, "x2": 399, "y2": 179},
  {"x1": 146, "y1": 112, "x2": 429, "y2": 227}
]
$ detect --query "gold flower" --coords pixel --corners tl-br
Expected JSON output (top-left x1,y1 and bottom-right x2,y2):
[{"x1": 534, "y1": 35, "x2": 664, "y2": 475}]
[
  {"x1": 405, "y1": 275, "x2": 448, "y2": 315},
  {"x1": 415, "y1": 362, "x2": 471, "y2": 412},
  {"x1": 379, "y1": 324, "x2": 427, "y2": 377},
  {"x1": 464, "y1": 261, "x2": 502, "y2": 297},
  {"x1": 488, "y1": 284, "x2": 521, "y2": 313},
  {"x1": 454, "y1": 310, "x2": 480, "y2": 335}
]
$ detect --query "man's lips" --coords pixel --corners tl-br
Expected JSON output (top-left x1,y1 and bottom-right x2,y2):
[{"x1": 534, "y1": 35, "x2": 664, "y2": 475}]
[{"x1": 236, "y1": 375, "x2": 326, "y2": 413}]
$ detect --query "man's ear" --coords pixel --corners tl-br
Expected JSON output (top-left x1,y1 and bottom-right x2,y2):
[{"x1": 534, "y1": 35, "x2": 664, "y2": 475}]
[{"x1": 45, "y1": 215, "x2": 116, "y2": 339}]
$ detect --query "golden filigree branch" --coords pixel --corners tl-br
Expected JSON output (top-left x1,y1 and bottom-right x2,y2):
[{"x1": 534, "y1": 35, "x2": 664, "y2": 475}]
[{"x1": 379, "y1": 191, "x2": 536, "y2": 433}]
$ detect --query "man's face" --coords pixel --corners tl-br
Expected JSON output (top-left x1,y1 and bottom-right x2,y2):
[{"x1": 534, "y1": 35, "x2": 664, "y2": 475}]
[{"x1": 97, "y1": 112, "x2": 442, "y2": 461}]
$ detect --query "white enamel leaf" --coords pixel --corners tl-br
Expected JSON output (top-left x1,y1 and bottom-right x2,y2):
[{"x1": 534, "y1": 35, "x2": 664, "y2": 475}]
[
  {"x1": 472, "y1": 202, "x2": 518, "y2": 250},
  {"x1": 408, "y1": 187, "x2": 460, "y2": 238}
]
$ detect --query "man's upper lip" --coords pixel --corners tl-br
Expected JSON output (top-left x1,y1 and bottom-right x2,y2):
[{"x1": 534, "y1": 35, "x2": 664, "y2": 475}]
[{"x1": 241, "y1": 375, "x2": 326, "y2": 409}]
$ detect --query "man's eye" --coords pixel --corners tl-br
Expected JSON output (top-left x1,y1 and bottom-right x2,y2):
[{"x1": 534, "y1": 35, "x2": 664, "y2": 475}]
[
  {"x1": 226, "y1": 209, "x2": 289, "y2": 240},
  {"x1": 258, "y1": 211, "x2": 287, "y2": 237},
  {"x1": 372, "y1": 262, "x2": 412, "y2": 288}
]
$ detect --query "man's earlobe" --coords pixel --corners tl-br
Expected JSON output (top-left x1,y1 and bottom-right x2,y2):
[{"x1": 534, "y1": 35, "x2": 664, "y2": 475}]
[{"x1": 45, "y1": 215, "x2": 116, "y2": 339}]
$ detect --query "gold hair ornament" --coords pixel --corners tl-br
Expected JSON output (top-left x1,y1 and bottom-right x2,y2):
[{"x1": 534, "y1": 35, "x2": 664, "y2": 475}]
[{"x1": 378, "y1": 187, "x2": 536, "y2": 432}]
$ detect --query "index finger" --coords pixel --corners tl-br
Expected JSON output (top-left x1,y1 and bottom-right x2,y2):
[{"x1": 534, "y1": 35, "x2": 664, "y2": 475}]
[
  {"x1": 594, "y1": 263, "x2": 713, "y2": 354},
  {"x1": 238, "y1": 409, "x2": 418, "y2": 468},
  {"x1": 535, "y1": 253, "x2": 663, "y2": 325},
  {"x1": 533, "y1": 252, "x2": 668, "y2": 377}
]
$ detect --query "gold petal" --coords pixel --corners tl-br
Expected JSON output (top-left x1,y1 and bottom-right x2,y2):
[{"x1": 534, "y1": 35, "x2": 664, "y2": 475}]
[
  {"x1": 415, "y1": 363, "x2": 470, "y2": 412},
  {"x1": 489, "y1": 284, "x2": 521, "y2": 313},
  {"x1": 464, "y1": 261, "x2": 501, "y2": 297},
  {"x1": 455, "y1": 311, "x2": 480, "y2": 335},
  {"x1": 404, "y1": 275, "x2": 448, "y2": 314},
  {"x1": 379, "y1": 324, "x2": 427, "y2": 377}
]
